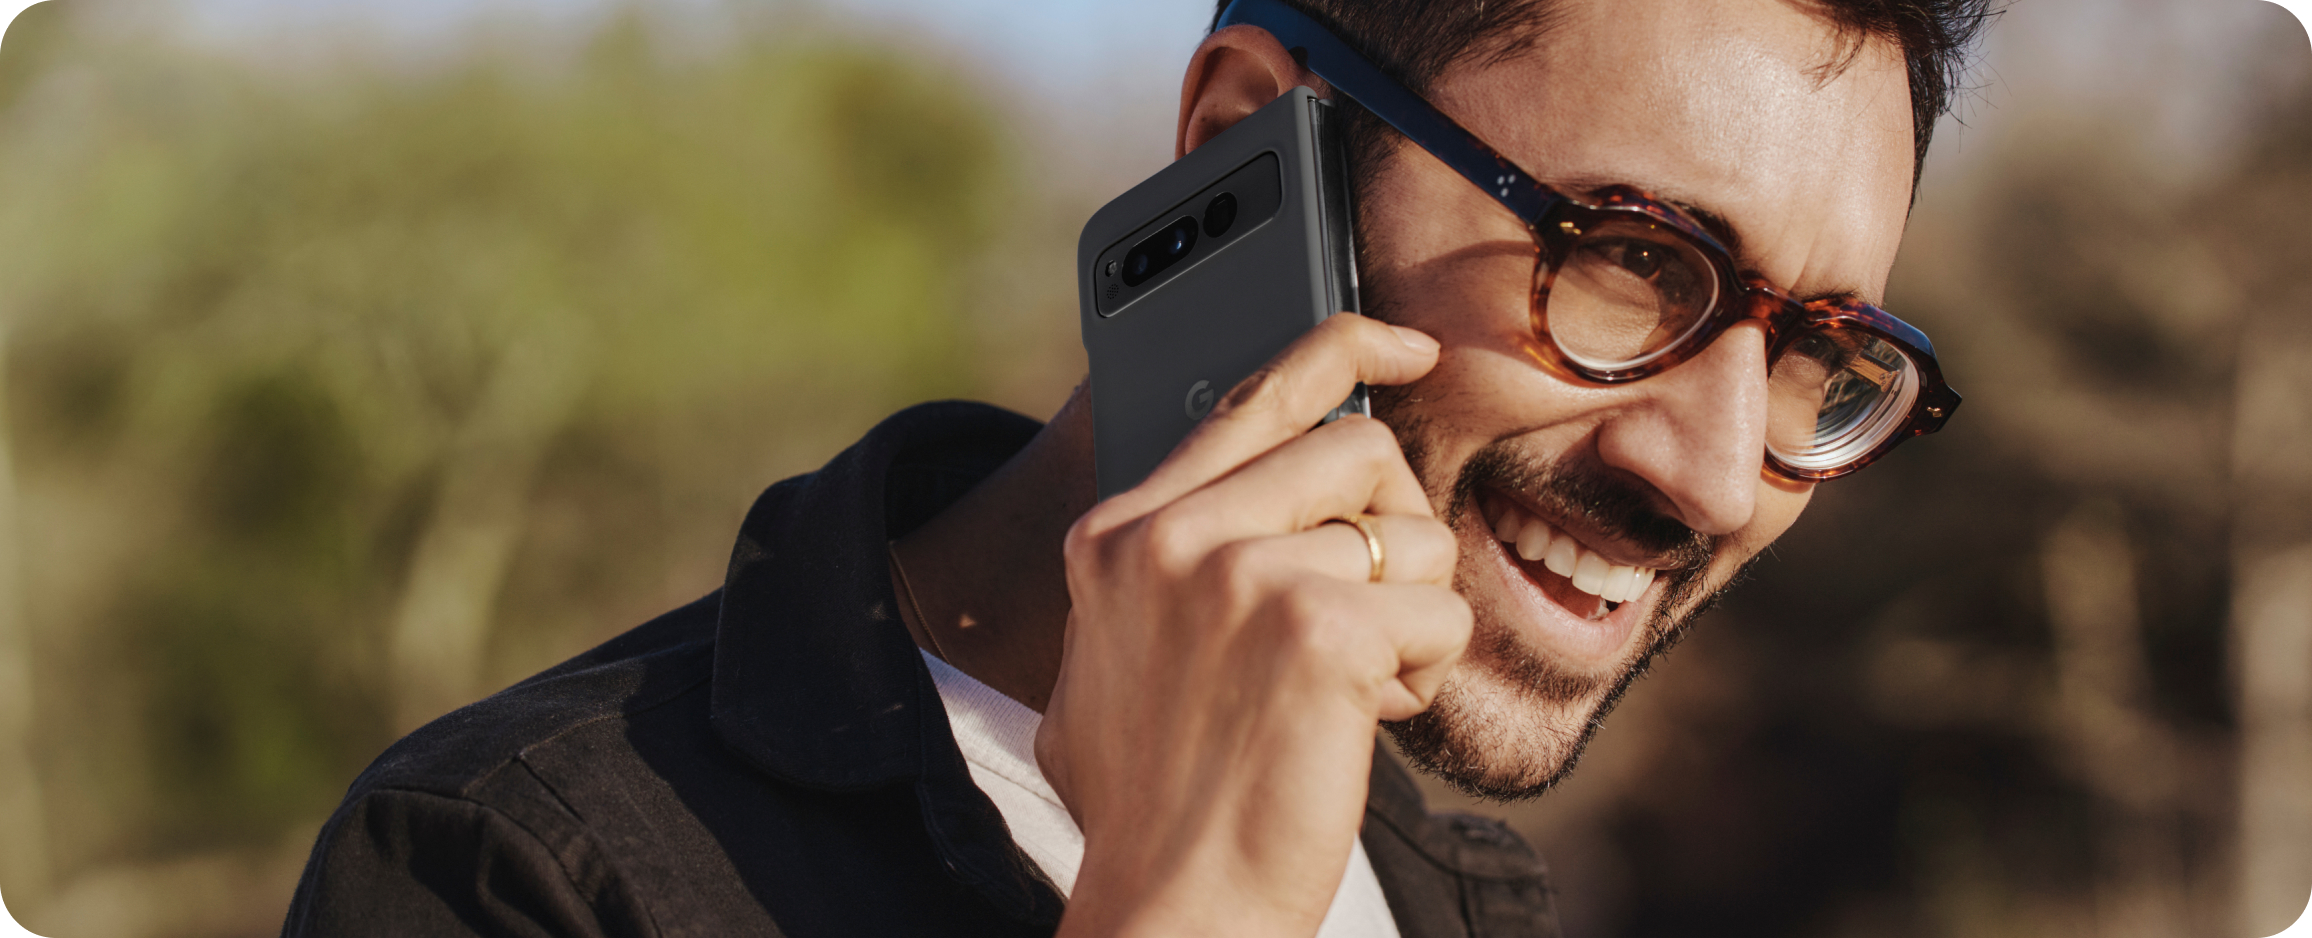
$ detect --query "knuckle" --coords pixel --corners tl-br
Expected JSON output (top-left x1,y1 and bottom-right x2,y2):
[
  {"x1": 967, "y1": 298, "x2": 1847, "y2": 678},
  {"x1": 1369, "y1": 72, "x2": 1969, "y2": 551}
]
[
  {"x1": 1205, "y1": 539, "x2": 1270, "y2": 610},
  {"x1": 1334, "y1": 313, "x2": 1399, "y2": 358},
  {"x1": 1068, "y1": 499, "x2": 1132, "y2": 543},
  {"x1": 1409, "y1": 518, "x2": 1461, "y2": 575},
  {"x1": 1218, "y1": 366, "x2": 1292, "y2": 418},
  {"x1": 1318, "y1": 416, "x2": 1407, "y2": 474},
  {"x1": 1339, "y1": 413, "x2": 1397, "y2": 447},
  {"x1": 1351, "y1": 420, "x2": 1407, "y2": 468},
  {"x1": 1136, "y1": 506, "x2": 1207, "y2": 578},
  {"x1": 1063, "y1": 503, "x2": 1132, "y2": 572},
  {"x1": 1319, "y1": 310, "x2": 1378, "y2": 340},
  {"x1": 1275, "y1": 581, "x2": 1345, "y2": 646},
  {"x1": 1060, "y1": 513, "x2": 1102, "y2": 566}
]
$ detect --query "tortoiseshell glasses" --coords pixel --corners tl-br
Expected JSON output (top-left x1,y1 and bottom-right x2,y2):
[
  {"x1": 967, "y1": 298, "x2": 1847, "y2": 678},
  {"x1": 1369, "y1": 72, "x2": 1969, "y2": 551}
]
[{"x1": 1217, "y1": 0, "x2": 1961, "y2": 481}]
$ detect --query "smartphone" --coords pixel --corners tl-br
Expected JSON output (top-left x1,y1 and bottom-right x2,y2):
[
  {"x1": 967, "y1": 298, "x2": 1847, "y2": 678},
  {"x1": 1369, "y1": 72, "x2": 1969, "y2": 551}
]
[{"x1": 1078, "y1": 87, "x2": 1363, "y2": 500}]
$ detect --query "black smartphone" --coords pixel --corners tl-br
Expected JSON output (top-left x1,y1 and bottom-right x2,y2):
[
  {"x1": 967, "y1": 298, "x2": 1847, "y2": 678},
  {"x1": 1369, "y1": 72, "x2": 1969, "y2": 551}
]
[{"x1": 1078, "y1": 87, "x2": 1363, "y2": 500}]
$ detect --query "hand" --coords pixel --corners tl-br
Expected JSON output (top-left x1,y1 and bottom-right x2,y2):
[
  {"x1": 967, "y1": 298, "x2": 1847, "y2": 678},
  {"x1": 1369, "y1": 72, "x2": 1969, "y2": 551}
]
[{"x1": 1039, "y1": 313, "x2": 1473, "y2": 937}]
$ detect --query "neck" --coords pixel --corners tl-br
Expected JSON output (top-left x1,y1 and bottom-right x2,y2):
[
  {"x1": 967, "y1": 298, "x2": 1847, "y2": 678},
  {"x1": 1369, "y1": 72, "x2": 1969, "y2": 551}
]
[{"x1": 889, "y1": 381, "x2": 1099, "y2": 712}]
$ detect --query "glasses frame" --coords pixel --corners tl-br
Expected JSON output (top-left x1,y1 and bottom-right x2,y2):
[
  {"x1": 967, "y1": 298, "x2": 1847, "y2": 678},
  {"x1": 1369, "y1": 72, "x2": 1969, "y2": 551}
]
[{"x1": 1215, "y1": 0, "x2": 1961, "y2": 481}]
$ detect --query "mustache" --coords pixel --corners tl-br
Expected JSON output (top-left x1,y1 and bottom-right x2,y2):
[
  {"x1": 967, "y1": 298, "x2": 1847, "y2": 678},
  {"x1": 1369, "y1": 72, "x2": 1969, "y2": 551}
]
[{"x1": 1449, "y1": 441, "x2": 1719, "y2": 573}]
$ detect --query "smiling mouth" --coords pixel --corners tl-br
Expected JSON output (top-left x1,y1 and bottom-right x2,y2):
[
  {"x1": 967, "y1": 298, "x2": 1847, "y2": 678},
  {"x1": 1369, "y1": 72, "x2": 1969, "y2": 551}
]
[{"x1": 1480, "y1": 491, "x2": 1662, "y2": 622}]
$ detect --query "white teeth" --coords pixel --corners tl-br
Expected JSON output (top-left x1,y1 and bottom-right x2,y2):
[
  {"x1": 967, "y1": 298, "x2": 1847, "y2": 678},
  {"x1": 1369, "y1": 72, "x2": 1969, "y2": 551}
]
[
  {"x1": 1604, "y1": 564, "x2": 1641, "y2": 603},
  {"x1": 1492, "y1": 496, "x2": 1663, "y2": 605},
  {"x1": 1543, "y1": 536, "x2": 1579, "y2": 578},
  {"x1": 1571, "y1": 551, "x2": 1612, "y2": 596},
  {"x1": 1597, "y1": 565, "x2": 1626, "y2": 603},
  {"x1": 1494, "y1": 505, "x2": 1523, "y2": 544},
  {"x1": 1515, "y1": 519, "x2": 1552, "y2": 562}
]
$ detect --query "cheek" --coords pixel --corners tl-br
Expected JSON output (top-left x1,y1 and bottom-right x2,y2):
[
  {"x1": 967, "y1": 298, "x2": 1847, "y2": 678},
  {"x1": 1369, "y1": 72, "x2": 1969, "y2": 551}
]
[
  {"x1": 1366, "y1": 245, "x2": 1531, "y2": 343},
  {"x1": 1357, "y1": 163, "x2": 1535, "y2": 341},
  {"x1": 1390, "y1": 345, "x2": 1574, "y2": 445},
  {"x1": 1717, "y1": 476, "x2": 1813, "y2": 571},
  {"x1": 1379, "y1": 347, "x2": 1622, "y2": 510}
]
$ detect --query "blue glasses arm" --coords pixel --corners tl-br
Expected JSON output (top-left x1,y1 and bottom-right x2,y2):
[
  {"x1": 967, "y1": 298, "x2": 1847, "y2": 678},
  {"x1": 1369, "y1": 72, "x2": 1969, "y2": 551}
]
[{"x1": 1216, "y1": 0, "x2": 1562, "y2": 225}]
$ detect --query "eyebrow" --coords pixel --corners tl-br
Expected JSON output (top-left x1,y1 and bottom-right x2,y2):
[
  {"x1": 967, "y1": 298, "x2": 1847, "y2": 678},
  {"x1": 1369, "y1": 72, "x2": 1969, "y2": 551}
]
[
  {"x1": 1800, "y1": 289, "x2": 1871, "y2": 309},
  {"x1": 1553, "y1": 174, "x2": 1746, "y2": 255},
  {"x1": 1659, "y1": 198, "x2": 1746, "y2": 262}
]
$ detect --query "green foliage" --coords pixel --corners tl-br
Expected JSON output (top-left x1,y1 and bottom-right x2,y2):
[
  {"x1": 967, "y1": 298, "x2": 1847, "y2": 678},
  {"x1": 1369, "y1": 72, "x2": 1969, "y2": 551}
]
[
  {"x1": 0, "y1": 2, "x2": 1025, "y2": 869},
  {"x1": 198, "y1": 372, "x2": 360, "y2": 551},
  {"x1": 120, "y1": 568, "x2": 384, "y2": 853}
]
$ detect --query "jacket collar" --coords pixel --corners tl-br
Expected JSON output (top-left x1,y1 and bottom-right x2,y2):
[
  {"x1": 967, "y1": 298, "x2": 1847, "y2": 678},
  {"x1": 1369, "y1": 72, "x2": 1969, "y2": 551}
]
[
  {"x1": 699, "y1": 399, "x2": 1559, "y2": 933},
  {"x1": 708, "y1": 400, "x2": 1061, "y2": 923}
]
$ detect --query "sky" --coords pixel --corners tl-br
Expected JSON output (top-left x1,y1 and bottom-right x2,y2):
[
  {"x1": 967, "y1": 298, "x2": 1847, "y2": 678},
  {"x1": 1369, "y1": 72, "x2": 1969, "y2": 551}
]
[
  {"x1": 1954, "y1": 0, "x2": 2311, "y2": 178},
  {"x1": 148, "y1": 0, "x2": 2312, "y2": 178},
  {"x1": 4, "y1": 0, "x2": 2308, "y2": 207},
  {"x1": 158, "y1": 0, "x2": 1216, "y2": 194},
  {"x1": 174, "y1": 0, "x2": 1212, "y2": 89}
]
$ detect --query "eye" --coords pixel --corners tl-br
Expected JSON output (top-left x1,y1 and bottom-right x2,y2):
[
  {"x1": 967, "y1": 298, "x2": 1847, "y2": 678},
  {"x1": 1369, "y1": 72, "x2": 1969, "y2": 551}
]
[
  {"x1": 1770, "y1": 333, "x2": 1853, "y2": 393},
  {"x1": 1584, "y1": 235, "x2": 1708, "y2": 308},
  {"x1": 1788, "y1": 332, "x2": 1854, "y2": 371},
  {"x1": 1616, "y1": 242, "x2": 1666, "y2": 279}
]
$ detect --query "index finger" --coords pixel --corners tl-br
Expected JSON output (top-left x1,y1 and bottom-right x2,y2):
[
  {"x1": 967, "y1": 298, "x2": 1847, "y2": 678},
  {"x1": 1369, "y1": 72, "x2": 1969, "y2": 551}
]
[{"x1": 1124, "y1": 313, "x2": 1438, "y2": 509}]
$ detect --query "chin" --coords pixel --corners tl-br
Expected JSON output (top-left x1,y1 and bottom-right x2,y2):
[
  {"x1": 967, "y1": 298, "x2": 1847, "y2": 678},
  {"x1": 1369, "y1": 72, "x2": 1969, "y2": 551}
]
[
  {"x1": 1384, "y1": 651, "x2": 1611, "y2": 801},
  {"x1": 1384, "y1": 571, "x2": 1651, "y2": 802},
  {"x1": 1386, "y1": 553, "x2": 1733, "y2": 802},
  {"x1": 1379, "y1": 417, "x2": 1757, "y2": 801}
]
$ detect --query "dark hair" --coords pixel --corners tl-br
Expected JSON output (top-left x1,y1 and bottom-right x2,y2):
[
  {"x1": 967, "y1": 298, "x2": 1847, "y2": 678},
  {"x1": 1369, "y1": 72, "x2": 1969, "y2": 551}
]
[{"x1": 1209, "y1": 0, "x2": 1999, "y2": 190}]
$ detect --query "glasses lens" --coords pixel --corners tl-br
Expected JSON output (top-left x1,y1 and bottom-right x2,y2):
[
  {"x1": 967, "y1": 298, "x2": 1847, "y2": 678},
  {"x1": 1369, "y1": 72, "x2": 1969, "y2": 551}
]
[
  {"x1": 1540, "y1": 216, "x2": 1720, "y2": 371},
  {"x1": 1766, "y1": 328, "x2": 1920, "y2": 472}
]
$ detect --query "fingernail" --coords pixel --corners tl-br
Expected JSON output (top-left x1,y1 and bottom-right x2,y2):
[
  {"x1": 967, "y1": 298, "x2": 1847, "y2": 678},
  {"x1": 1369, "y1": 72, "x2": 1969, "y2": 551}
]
[{"x1": 1394, "y1": 326, "x2": 1440, "y2": 353}]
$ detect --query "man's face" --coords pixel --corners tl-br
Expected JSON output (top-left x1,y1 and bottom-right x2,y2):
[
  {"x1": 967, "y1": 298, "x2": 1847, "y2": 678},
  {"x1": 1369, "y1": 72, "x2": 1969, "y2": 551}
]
[{"x1": 1362, "y1": 0, "x2": 1918, "y2": 798}]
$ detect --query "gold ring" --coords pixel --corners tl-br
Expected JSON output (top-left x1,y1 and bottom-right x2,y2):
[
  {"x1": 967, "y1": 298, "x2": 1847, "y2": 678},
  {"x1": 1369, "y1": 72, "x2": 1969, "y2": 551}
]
[{"x1": 1324, "y1": 514, "x2": 1386, "y2": 583}]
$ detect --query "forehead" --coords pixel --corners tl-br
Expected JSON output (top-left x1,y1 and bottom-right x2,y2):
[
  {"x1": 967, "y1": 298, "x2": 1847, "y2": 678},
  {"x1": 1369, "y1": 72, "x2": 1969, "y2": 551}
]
[{"x1": 1426, "y1": 0, "x2": 1916, "y2": 300}]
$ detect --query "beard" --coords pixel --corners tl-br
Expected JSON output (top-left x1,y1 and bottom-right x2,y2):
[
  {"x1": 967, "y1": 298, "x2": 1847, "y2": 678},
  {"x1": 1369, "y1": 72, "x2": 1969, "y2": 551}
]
[{"x1": 1373, "y1": 395, "x2": 1761, "y2": 803}]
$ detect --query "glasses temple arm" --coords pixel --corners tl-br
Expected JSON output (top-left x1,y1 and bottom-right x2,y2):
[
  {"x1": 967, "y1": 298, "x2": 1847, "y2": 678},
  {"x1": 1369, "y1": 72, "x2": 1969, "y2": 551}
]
[{"x1": 1216, "y1": 0, "x2": 1562, "y2": 225}]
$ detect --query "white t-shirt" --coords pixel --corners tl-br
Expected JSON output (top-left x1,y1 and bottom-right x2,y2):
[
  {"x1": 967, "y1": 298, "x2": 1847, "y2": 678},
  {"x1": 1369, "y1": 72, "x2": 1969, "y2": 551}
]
[{"x1": 922, "y1": 651, "x2": 1402, "y2": 938}]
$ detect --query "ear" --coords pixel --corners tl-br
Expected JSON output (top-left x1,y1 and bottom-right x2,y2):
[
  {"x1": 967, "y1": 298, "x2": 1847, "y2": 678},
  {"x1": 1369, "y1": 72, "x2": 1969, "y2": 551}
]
[{"x1": 1176, "y1": 24, "x2": 1329, "y2": 159}]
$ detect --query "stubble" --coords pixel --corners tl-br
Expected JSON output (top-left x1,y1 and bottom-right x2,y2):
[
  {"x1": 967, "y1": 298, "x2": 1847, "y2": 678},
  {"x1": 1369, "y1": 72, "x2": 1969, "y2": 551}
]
[{"x1": 1375, "y1": 400, "x2": 1759, "y2": 802}]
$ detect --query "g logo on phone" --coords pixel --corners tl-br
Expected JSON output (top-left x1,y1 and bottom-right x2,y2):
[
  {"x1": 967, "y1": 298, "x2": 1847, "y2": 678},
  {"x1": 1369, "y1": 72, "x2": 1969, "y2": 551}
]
[{"x1": 1184, "y1": 380, "x2": 1215, "y2": 421}]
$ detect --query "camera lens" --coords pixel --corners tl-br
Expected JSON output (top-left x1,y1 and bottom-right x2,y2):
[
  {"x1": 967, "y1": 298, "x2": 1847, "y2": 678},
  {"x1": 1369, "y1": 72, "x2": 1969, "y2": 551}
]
[
  {"x1": 1203, "y1": 192, "x2": 1237, "y2": 237},
  {"x1": 1120, "y1": 217, "x2": 1200, "y2": 288}
]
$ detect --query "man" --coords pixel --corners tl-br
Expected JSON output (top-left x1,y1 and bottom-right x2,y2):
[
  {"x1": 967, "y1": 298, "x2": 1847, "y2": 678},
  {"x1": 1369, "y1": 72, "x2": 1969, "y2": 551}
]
[{"x1": 284, "y1": 0, "x2": 1988, "y2": 935}]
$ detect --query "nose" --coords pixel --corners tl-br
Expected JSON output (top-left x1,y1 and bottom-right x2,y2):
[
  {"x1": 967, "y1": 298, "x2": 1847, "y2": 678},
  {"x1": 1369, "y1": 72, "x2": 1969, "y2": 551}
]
[{"x1": 1592, "y1": 323, "x2": 1771, "y2": 535}]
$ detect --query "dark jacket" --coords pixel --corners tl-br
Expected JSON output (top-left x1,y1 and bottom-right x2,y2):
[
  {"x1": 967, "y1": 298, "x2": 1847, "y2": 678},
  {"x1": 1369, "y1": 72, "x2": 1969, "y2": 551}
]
[{"x1": 283, "y1": 402, "x2": 1563, "y2": 937}]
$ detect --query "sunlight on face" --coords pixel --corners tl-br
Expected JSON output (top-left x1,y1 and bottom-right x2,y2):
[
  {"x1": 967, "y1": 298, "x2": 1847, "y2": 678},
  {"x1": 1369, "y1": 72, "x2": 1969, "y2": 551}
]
[{"x1": 1360, "y1": 0, "x2": 1917, "y2": 799}]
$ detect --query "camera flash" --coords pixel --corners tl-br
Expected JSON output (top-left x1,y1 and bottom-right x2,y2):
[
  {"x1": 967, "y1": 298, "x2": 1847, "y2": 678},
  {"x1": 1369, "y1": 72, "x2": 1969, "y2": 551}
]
[{"x1": 1105, "y1": 261, "x2": 1119, "y2": 277}]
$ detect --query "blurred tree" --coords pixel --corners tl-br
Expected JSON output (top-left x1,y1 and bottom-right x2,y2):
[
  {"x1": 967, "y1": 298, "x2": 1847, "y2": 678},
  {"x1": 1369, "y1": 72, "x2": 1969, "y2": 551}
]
[
  {"x1": 0, "y1": 2, "x2": 1031, "y2": 932},
  {"x1": 2217, "y1": 74, "x2": 2312, "y2": 938}
]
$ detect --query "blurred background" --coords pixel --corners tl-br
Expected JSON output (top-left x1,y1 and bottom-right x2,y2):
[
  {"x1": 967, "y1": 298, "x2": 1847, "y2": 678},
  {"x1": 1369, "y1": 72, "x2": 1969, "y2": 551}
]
[{"x1": 0, "y1": 0, "x2": 2303, "y2": 935}]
